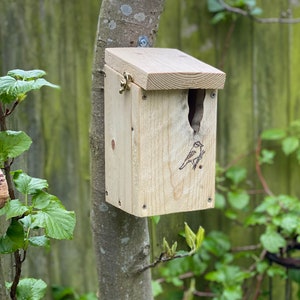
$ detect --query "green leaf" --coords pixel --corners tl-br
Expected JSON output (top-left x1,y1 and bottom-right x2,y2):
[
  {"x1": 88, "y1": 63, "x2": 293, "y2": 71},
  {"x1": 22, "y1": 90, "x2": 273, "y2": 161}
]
[
  {"x1": 261, "y1": 128, "x2": 286, "y2": 140},
  {"x1": 31, "y1": 201, "x2": 75, "y2": 240},
  {"x1": 215, "y1": 192, "x2": 226, "y2": 209},
  {"x1": 7, "y1": 69, "x2": 46, "y2": 80},
  {"x1": 150, "y1": 215, "x2": 160, "y2": 224},
  {"x1": 0, "y1": 219, "x2": 24, "y2": 253},
  {"x1": 184, "y1": 222, "x2": 196, "y2": 251},
  {"x1": 12, "y1": 170, "x2": 48, "y2": 195},
  {"x1": 0, "y1": 131, "x2": 32, "y2": 163},
  {"x1": 259, "y1": 149, "x2": 275, "y2": 164},
  {"x1": 5, "y1": 199, "x2": 29, "y2": 219},
  {"x1": 195, "y1": 226, "x2": 205, "y2": 251},
  {"x1": 211, "y1": 11, "x2": 227, "y2": 24},
  {"x1": 203, "y1": 231, "x2": 231, "y2": 257},
  {"x1": 227, "y1": 190, "x2": 249, "y2": 210},
  {"x1": 0, "y1": 69, "x2": 59, "y2": 104},
  {"x1": 152, "y1": 281, "x2": 163, "y2": 297},
  {"x1": 260, "y1": 229, "x2": 286, "y2": 253},
  {"x1": 282, "y1": 136, "x2": 299, "y2": 155},
  {"x1": 226, "y1": 166, "x2": 247, "y2": 185},
  {"x1": 207, "y1": 0, "x2": 224, "y2": 12},
  {"x1": 28, "y1": 236, "x2": 50, "y2": 248},
  {"x1": 250, "y1": 7, "x2": 263, "y2": 15},
  {"x1": 32, "y1": 191, "x2": 52, "y2": 209},
  {"x1": 16, "y1": 278, "x2": 47, "y2": 300}
]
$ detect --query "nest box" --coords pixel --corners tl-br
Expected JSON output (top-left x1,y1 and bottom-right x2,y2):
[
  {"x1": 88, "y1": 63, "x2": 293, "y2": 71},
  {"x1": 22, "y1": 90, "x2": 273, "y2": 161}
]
[{"x1": 104, "y1": 47, "x2": 226, "y2": 217}]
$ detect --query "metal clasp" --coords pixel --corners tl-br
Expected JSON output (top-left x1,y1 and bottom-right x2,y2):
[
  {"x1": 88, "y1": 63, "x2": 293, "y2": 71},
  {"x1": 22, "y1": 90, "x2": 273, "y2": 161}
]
[{"x1": 119, "y1": 72, "x2": 133, "y2": 94}]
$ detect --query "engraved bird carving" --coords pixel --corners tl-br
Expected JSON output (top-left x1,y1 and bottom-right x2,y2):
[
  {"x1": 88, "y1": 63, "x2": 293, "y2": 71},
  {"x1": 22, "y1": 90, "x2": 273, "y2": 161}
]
[{"x1": 179, "y1": 141, "x2": 205, "y2": 170}]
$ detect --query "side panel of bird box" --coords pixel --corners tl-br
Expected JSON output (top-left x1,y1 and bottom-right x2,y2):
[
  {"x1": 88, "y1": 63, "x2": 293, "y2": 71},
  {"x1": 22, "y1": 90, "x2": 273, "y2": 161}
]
[
  {"x1": 105, "y1": 65, "x2": 217, "y2": 217},
  {"x1": 105, "y1": 66, "x2": 133, "y2": 213}
]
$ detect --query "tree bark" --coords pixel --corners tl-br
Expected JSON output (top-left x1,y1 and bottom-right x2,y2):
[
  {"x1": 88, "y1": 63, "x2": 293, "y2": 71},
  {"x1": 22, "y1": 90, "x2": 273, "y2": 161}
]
[{"x1": 90, "y1": 1, "x2": 165, "y2": 299}]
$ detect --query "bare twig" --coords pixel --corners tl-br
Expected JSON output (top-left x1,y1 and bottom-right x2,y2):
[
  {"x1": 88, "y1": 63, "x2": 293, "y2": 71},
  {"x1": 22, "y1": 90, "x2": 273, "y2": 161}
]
[
  {"x1": 139, "y1": 252, "x2": 190, "y2": 272},
  {"x1": 218, "y1": 0, "x2": 300, "y2": 24}
]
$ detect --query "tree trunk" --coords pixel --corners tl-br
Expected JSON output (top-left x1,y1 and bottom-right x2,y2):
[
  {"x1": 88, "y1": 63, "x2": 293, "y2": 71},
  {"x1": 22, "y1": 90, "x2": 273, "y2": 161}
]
[{"x1": 90, "y1": 1, "x2": 165, "y2": 299}]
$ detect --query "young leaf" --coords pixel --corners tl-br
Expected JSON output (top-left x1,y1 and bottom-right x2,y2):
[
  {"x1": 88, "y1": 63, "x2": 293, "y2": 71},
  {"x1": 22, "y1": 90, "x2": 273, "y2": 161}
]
[
  {"x1": 5, "y1": 199, "x2": 29, "y2": 219},
  {"x1": 207, "y1": 0, "x2": 224, "y2": 12},
  {"x1": 0, "y1": 131, "x2": 32, "y2": 163},
  {"x1": 184, "y1": 222, "x2": 196, "y2": 251},
  {"x1": 7, "y1": 69, "x2": 46, "y2": 80},
  {"x1": 0, "y1": 219, "x2": 24, "y2": 253},
  {"x1": 260, "y1": 229, "x2": 286, "y2": 253},
  {"x1": 28, "y1": 236, "x2": 50, "y2": 248},
  {"x1": 163, "y1": 237, "x2": 171, "y2": 255},
  {"x1": 16, "y1": 278, "x2": 47, "y2": 300},
  {"x1": 30, "y1": 201, "x2": 75, "y2": 240},
  {"x1": 259, "y1": 149, "x2": 275, "y2": 164},
  {"x1": 195, "y1": 226, "x2": 205, "y2": 251},
  {"x1": 282, "y1": 136, "x2": 299, "y2": 155},
  {"x1": 225, "y1": 166, "x2": 247, "y2": 185},
  {"x1": 261, "y1": 128, "x2": 286, "y2": 140},
  {"x1": 227, "y1": 190, "x2": 249, "y2": 210},
  {"x1": 12, "y1": 170, "x2": 48, "y2": 195},
  {"x1": 0, "y1": 69, "x2": 59, "y2": 104}
]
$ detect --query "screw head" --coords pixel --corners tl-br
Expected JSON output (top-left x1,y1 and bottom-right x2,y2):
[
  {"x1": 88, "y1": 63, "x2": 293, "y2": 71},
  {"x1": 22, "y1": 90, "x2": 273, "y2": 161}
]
[{"x1": 138, "y1": 35, "x2": 149, "y2": 47}]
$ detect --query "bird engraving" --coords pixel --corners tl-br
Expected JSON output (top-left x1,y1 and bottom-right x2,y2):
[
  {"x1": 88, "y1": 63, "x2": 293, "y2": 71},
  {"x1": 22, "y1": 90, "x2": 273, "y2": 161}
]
[{"x1": 179, "y1": 141, "x2": 205, "y2": 170}]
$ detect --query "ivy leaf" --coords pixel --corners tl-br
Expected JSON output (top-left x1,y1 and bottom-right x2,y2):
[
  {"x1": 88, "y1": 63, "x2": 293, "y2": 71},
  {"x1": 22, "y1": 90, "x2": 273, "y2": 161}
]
[
  {"x1": 0, "y1": 131, "x2": 32, "y2": 163},
  {"x1": 16, "y1": 278, "x2": 47, "y2": 300},
  {"x1": 0, "y1": 219, "x2": 24, "y2": 253},
  {"x1": 31, "y1": 201, "x2": 75, "y2": 240},
  {"x1": 261, "y1": 128, "x2": 286, "y2": 140},
  {"x1": 12, "y1": 170, "x2": 48, "y2": 195},
  {"x1": 5, "y1": 199, "x2": 29, "y2": 219},
  {"x1": 282, "y1": 136, "x2": 299, "y2": 155},
  {"x1": 260, "y1": 229, "x2": 286, "y2": 253}
]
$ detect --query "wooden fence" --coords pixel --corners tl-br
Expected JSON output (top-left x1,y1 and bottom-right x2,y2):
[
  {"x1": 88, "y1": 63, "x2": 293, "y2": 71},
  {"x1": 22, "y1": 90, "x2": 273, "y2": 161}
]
[{"x1": 1, "y1": 0, "x2": 300, "y2": 298}]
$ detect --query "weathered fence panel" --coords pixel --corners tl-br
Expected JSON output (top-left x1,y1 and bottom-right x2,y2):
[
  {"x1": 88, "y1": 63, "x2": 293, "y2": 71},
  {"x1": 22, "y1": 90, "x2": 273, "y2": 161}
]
[{"x1": 1, "y1": 0, "x2": 300, "y2": 298}]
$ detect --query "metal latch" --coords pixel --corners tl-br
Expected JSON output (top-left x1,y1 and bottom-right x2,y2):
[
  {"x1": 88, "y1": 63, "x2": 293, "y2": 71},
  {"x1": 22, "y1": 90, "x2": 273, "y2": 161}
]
[{"x1": 119, "y1": 72, "x2": 133, "y2": 94}]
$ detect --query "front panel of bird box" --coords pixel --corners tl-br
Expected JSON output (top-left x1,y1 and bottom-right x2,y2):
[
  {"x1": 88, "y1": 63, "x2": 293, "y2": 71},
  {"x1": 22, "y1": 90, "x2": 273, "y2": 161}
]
[{"x1": 104, "y1": 48, "x2": 226, "y2": 217}]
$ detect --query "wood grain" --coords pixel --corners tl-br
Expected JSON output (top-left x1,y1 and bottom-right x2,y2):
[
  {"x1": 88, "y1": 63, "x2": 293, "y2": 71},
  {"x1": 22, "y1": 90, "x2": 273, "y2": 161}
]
[
  {"x1": 105, "y1": 65, "x2": 218, "y2": 216},
  {"x1": 105, "y1": 48, "x2": 226, "y2": 90}
]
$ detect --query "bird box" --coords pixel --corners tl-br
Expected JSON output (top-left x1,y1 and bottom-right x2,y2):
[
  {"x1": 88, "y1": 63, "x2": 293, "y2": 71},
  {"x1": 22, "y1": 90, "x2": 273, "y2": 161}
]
[{"x1": 104, "y1": 47, "x2": 226, "y2": 217}]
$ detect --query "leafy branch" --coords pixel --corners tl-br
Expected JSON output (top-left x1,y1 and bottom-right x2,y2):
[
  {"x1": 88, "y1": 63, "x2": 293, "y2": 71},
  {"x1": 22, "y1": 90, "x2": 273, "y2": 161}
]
[
  {"x1": 0, "y1": 69, "x2": 75, "y2": 300},
  {"x1": 140, "y1": 223, "x2": 204, "y2": 272},
  {"x1": 208, "y1": 0, "x2": 300, "y2": 24}
]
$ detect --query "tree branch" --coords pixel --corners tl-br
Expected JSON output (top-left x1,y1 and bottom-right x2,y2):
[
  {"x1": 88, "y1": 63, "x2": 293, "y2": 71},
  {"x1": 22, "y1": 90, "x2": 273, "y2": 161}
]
[{"x1": 218, "y1": 0, "x2": 300, "y2": 24}]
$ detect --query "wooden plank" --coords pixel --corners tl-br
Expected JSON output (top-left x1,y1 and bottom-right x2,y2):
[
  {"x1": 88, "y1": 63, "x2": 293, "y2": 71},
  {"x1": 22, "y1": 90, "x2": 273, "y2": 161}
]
[
  {"x1": 132, "y1": 88, "x2": 217, "y2": 216},
  {"x1": 105, "y1": 48, "x2": 226, "y2": 90},
  {"x1": 104, "y1": 66, "x2": 133, "y2": 214}
]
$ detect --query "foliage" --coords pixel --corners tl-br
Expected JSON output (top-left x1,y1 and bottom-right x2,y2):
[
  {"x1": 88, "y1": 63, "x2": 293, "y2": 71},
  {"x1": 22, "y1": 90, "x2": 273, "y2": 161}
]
[
  {"x1": 207, "y1": 0, "x2": 262, "y2": 24},
  {"x1": 153, "y1": 120, "x2": 300, "y2": 299},
  {"x1": 0, "y1": 69, "x2": 75, "y2": 300},
  {"x1": 51, "y1": 285, "x2": 97, "y2": 300}
]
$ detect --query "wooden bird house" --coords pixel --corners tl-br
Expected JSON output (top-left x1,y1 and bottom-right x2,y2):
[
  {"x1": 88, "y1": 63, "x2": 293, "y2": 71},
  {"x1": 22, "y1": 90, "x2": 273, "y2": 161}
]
[{"x1": 104, "y1": 47, "x2": 226, "y2": 217}]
